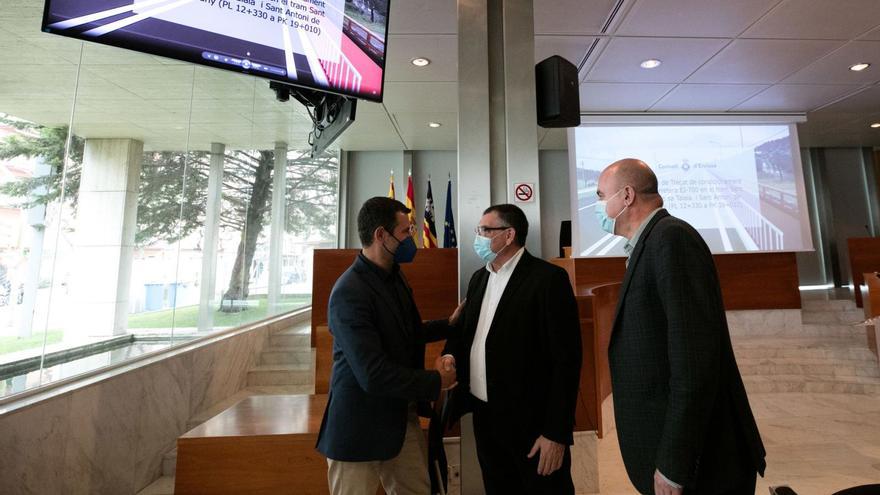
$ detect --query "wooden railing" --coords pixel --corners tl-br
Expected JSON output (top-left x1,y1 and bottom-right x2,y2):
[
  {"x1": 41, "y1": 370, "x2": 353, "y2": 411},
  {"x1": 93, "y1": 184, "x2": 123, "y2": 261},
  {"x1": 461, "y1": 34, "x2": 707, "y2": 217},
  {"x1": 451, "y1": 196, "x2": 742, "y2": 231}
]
[{"x1": 848, "y1": 238, "x2": 880, "y2": 308}]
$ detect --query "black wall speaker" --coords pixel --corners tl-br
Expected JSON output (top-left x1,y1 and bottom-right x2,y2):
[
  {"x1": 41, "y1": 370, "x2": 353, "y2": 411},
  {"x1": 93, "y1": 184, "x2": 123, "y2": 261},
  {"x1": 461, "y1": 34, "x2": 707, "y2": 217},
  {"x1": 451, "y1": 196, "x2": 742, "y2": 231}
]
[{"x1": 535, "y1": 55, "x2": 580, "y2": 128}]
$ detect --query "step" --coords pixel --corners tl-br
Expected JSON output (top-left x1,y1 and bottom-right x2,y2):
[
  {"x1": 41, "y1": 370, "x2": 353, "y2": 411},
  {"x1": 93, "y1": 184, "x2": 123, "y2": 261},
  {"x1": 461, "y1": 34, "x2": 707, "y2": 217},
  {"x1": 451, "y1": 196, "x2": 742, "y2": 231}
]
[
  {"x1": 162, "y1": 448, "x2": 177, "y2": 478},
  {"x1": 260, "y1": 347, "x2": 313, "y2": 365},
  {"x1": 743, "y1": 374, "x2": 880, "y2": 395},
  {"x1": 247, "y1": 364, "x2": 313, "y2": 386},
  {"x1": 800, "y1": 309, "x2": 869, "y2": 325},
  {"x1": 730, "y1": 324, "x2": 867, "y2": 339},
  {"x1": 136, "y1": 476, "x2": 174, "y2": 495},
  {"x1": 166, "y1": 385, "x2": 317, "y2": 477},
  {"x1": 736, "y1": 360, "x2": 880, "y2": 379},
  {"x1": 269, "y1": 327, "x2": 311, "y2": 348},
  {"x1": 184, "y1": 384, "x2": 316, "y2": 430},
  {"x1": 801, "y1": 299, "x2": 858, "y2": 312},
  {"x1": 733, "y1": 344, "x2": 877, "y2": 361}
]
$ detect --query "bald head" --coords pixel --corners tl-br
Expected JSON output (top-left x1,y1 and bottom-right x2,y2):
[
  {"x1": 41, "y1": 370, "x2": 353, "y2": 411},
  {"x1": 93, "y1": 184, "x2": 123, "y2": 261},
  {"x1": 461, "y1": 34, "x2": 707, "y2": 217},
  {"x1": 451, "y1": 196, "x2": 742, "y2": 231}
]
[
  {"x1": 604, "y1": 158, "x2": 659, "y2": 195},
  {"x1": 596, "y1": 158, "x2": 664, "y2": 239}
]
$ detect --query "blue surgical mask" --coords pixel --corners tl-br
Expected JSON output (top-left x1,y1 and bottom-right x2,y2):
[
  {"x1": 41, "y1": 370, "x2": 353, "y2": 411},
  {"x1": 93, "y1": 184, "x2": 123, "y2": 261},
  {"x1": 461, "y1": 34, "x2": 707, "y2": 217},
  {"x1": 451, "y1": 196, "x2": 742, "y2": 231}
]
[
  {"x1": 595, "y1": 189, "x2": 628, "y2": 235},
  {"x1": 473, "y1": 233, "x2": 508, "y2": 264},
  {"x1": 384, "y1": 232, "x2": 418, "y2": 264}
]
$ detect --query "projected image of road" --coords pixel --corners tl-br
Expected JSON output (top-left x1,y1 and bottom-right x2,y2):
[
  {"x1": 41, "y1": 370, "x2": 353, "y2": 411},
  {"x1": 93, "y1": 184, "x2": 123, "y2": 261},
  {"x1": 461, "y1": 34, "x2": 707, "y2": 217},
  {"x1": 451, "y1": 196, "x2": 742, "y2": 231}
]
[
  {"x1": 42, "y1": 0, "x2": 388, "y2": 101},
  {"x1": 571, "y1": 124, "x2": 814, "y2": 257}
]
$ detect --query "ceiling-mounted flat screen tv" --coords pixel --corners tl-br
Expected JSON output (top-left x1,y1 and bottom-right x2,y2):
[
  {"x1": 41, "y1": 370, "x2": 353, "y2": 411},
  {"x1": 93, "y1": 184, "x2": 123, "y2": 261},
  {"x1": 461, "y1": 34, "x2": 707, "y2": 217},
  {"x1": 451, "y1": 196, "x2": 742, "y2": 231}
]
[{"x1": 41, "y1": 0, "x2": 391, "y2": 102}]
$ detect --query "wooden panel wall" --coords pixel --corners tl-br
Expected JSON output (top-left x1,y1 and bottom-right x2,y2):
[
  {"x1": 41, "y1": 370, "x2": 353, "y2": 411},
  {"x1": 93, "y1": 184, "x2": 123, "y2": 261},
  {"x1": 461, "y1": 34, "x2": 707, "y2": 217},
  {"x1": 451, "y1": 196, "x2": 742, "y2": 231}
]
[
  {"x1": 554, "y1": 251, "x2": 801, "y2": 310},
  {"x1": 847, "y1": 238, "x2": 880, "y2": 307}
]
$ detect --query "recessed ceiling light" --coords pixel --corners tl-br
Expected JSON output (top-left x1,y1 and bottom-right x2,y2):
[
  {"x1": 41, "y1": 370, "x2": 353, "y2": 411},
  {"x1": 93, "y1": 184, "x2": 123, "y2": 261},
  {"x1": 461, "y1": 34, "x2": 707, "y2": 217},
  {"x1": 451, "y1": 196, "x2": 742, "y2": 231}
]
[
  {"x1": 871, "y1": 122, "x2": 880, "y2": 128},
  {"x1": 428, "y1": 122, "x2": 442, "y2": 128},
  {"x1": 411, "y1": 58, "x2": 431, "y2": 67},
  {"x1": 850, "y1": 63, "x2": 870, "y2": 72},
  {"x1": 640, "y1": 59, "x2": 662, "y2": 69}
]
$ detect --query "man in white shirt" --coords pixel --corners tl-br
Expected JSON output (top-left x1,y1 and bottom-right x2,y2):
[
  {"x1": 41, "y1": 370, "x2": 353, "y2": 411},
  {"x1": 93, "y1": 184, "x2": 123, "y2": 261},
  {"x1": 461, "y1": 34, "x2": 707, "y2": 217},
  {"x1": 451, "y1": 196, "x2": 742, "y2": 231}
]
[{"x1": 442, "y1": 204, "x2": 582, "y2": 495}]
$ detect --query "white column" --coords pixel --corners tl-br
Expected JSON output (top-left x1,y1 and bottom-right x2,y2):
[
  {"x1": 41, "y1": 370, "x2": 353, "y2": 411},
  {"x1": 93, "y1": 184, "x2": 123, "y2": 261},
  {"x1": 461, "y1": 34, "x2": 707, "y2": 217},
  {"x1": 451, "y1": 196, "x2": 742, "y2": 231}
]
[
  {"x1": 197, "y1": 143, "x2": 225, "y2": 332},
  {"x1": 68, "y1": 138, "x2": 142, "y2": 339},
  {"x1": 501, "y1": 0, "x2": 542, "y2": 257},
  {"x1": 17, "y1": 162, "x2": 51, "y2": 338},
  {"x1": 458, "y1": 0, "x2": 493, "y2": 299},
  {"x1": 267, "y1": 141, "x2": 287, "y2": 313}
]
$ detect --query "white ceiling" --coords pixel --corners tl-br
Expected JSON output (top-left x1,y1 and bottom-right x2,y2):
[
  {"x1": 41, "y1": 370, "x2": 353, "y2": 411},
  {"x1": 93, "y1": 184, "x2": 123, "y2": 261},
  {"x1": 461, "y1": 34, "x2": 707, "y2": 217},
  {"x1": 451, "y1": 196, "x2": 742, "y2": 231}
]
[{"x1": 1, "y1": 0, "x2": 879, "y2": 151}]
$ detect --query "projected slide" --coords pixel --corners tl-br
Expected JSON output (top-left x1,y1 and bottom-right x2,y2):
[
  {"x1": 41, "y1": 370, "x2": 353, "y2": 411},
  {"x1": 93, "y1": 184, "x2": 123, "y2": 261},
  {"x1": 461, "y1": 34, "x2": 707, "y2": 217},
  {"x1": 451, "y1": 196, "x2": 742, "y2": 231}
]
[
  {"x1": 42, "y1": 0, "x2": 388, "y2": 101},
  {"x1": 570, "y1": 124, "x2": 814, "y2": 257}
]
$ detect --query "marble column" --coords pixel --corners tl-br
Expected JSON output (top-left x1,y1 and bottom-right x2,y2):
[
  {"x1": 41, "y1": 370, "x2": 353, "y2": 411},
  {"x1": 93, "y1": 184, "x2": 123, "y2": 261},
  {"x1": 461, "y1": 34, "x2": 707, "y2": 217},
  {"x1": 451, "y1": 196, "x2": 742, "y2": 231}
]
[
  {"x1": 198, "y1": 143, "x2": 225, "y2": 332},
  {"x1": 68, "y1": 138, "x2": 143, "y2": 339},
  {"x1": 458, "y1": 0, "x2": 543, "y2": 300},
  {"x1": 457, "y1": 1, "x2": 548, "y2": 492}
]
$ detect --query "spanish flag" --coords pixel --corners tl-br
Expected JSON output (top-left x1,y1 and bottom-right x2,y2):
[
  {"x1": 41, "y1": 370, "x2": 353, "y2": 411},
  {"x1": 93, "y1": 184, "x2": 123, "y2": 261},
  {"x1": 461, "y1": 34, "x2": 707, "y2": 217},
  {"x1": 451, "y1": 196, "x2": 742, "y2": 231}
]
[
  {"x1": 388, "y1": 171, "x2": 395, "y2": 199},
  {"x1": 406, "y1": 172, "x2": 419, "y2": 245},
  {"x1": 422, "y1": 178, "x2": 439, "y2": 248}
]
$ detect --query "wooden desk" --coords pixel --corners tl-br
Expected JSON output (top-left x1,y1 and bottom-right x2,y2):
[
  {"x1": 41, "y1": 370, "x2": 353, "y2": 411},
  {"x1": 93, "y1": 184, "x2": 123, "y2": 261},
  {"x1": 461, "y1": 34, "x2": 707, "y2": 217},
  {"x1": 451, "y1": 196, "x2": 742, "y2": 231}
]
[
  {"x1": 315, "y1": 324, "x2": 446, "y2": 396},
  {"x1": 175, "y1": 395, "x2": 329, "y2": 495},
  {"x1": 572, "y1": 283, "x2": 619, "y2": 438},
  {"x1": 175, "y1": 395, "x2": 431, "y2": 495},
  {"x1": 848, "y1": 238, "x2": 880, "y2": 307},
  {"x1": 311, "y1": 249, "x2": 459, "y2": 346},
  {"x1": 553, "y1": 251, "x2": 801, "y2": 310}
]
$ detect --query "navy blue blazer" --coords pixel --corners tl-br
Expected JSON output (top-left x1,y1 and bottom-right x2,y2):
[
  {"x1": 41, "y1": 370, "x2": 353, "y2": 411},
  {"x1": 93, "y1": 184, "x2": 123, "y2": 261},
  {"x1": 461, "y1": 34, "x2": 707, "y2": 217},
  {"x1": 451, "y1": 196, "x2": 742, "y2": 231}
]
[{"x1": 316, "y1": 254, "x2": 450, "y2": 461}]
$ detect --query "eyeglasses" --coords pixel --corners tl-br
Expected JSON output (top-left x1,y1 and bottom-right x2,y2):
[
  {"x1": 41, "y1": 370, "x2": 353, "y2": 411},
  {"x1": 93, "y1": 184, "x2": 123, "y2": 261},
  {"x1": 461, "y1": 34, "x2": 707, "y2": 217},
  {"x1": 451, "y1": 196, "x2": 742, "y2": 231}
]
[{"x1": 474, "y1": 225, "x2": 510, "y2": 236}]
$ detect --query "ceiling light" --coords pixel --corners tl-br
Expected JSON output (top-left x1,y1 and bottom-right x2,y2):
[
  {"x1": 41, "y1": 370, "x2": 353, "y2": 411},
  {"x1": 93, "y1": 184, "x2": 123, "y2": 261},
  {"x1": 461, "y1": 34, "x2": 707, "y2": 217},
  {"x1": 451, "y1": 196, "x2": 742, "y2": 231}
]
[
  {"x1": 849, "y1": 63, "x2": 870, "y2": 72},
  {"x1": 428, "y1": 122, "x2": 442, "y2": 128},
  {"x1": 411, "y1": 58, "x2": 431, "y2": 67},
  {"x1": 640, "y1": 59, "x2": 662, "y2": 69},
  {"x1": 871, "y1": 122, "x2": 880, "y2": 128}
]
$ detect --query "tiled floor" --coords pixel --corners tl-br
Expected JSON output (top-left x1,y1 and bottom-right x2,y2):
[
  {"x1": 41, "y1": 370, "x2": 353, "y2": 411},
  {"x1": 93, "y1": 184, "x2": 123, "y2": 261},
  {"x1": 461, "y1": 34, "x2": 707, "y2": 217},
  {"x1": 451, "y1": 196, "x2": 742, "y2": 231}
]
[{"x1": 596, "y1": 393, "x2": 880, "y2": 494}]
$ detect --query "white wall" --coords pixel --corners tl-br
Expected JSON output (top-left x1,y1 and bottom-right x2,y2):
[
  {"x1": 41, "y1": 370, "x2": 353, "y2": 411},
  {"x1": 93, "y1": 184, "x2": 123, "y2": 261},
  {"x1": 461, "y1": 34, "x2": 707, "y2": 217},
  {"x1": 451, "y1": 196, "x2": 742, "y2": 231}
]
[
  {"x1": 343, "y1": 149, "x2": 571, "y2": 259},
  {"x1": 538, "y1": 150, "x2": 571, "y2": 259},
  {"x1": 344, "y1": 151, "x2": 407, "y2": 248},
  {"x1": 412, "y1": 151, "x2": 458, "y2": 248}
]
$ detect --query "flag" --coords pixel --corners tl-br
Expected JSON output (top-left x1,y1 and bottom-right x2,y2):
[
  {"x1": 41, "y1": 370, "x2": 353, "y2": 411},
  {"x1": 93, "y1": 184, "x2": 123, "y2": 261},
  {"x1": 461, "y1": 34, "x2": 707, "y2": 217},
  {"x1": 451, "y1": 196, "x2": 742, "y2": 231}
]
[
  {"x1": 405, "y1": 172, "x2": 419, "y2": 245},
  {"x1": 423, "y1": 178, "x2": 439, "y2": 248},
  {"x1": 443, "y1": 177, "x2": 457, "y2": 248},
  {"x1": 387, "y1": 171, "x2": 395, "y2": 199}
]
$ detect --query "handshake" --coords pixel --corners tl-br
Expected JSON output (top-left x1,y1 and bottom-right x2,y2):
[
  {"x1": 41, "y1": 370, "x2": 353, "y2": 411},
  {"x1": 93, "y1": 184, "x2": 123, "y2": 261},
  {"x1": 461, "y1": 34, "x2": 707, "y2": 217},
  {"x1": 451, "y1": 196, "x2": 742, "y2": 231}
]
[{"x1": 435, "y1": 354, "x2": 458, "y2": 391}]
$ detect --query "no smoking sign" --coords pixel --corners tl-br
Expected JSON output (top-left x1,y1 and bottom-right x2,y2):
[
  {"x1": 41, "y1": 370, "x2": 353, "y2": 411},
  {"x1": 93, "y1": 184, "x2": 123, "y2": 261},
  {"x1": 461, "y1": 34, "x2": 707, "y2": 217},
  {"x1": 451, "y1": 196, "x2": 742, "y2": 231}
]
[{"x1": 514, "y1": 183, "x2": 534, "y2": 203}]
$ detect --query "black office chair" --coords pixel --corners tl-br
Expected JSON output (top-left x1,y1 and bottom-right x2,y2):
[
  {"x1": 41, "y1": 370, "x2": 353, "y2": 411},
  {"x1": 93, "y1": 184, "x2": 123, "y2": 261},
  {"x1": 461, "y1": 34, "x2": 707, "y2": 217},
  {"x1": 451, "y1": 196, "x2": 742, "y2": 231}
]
[{"x1": 769, "y1": 487, "x2": 798, "y2": 495}]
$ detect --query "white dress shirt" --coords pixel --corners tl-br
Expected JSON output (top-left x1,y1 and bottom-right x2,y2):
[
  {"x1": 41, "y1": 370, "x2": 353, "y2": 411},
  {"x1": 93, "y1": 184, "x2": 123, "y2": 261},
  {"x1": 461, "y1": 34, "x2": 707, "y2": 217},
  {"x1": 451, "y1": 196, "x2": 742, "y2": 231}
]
[{"x1": 469, "y1": 246, "x2": 525, "y2": 402}]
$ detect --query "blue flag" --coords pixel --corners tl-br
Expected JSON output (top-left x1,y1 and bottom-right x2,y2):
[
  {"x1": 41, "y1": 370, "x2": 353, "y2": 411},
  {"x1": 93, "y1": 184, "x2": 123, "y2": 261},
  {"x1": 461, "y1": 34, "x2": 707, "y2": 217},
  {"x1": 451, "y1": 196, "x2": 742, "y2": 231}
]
[{"x1": 443, "y1": 178, "x2": 457, "y2": 248}]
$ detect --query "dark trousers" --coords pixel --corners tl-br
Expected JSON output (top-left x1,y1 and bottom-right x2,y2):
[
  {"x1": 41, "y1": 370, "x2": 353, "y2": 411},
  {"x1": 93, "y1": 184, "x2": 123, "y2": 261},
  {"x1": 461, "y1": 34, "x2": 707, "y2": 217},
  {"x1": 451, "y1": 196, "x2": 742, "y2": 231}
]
[
  {"x1": 471, "y1": 399, "x2": 575, "y2": 495},
  {"x1": 683, "y1": 472, "x2": 757, "y2": 495}
]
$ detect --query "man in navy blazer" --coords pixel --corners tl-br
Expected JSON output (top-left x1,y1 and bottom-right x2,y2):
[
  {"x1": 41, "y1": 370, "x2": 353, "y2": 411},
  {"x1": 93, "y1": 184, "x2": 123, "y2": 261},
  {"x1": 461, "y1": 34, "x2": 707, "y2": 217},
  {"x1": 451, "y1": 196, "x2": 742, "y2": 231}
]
[{"x1": 316, "y1": 196, "x2": 459, "y2": 495}]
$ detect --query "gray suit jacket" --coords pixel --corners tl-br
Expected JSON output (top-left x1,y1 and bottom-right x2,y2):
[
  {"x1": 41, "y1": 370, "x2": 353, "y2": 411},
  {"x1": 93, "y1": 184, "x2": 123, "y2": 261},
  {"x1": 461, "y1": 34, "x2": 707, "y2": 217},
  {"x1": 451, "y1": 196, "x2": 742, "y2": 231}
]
[{"x1": 609, "y1": 209, "x2": 766, "y2": 494}]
